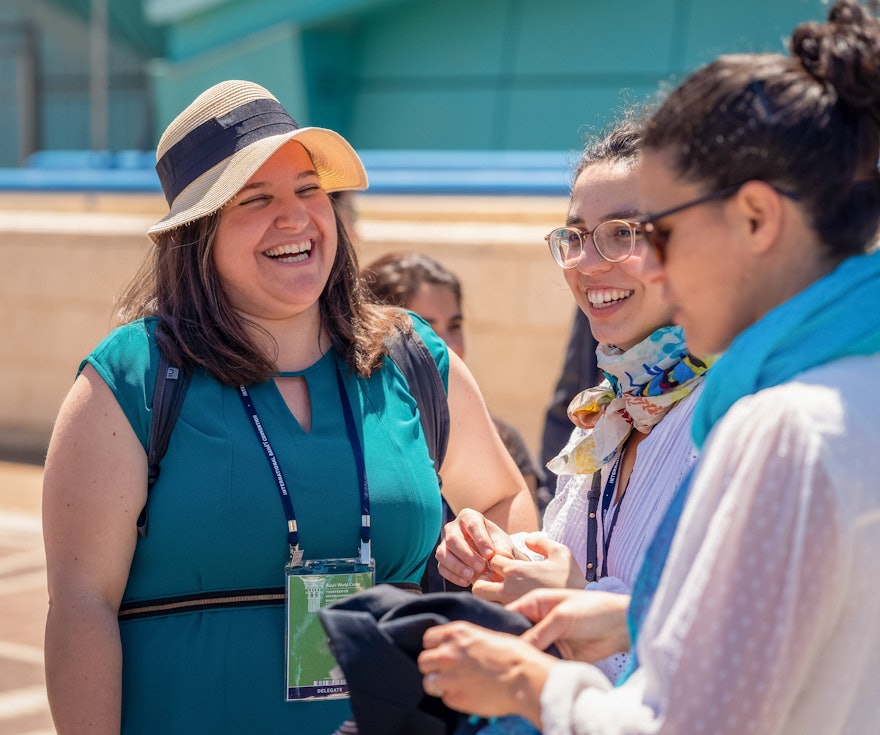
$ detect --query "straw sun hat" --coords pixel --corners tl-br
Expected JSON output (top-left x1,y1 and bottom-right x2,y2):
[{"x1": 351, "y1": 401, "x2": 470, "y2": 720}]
[{"x1": 147, "y1": 79, "x2": 368, "y2": 242}]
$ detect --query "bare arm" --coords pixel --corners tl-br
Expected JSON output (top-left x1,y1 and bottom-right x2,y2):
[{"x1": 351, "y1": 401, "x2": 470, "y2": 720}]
[
  {"x1": 43, "y1": 365, "x2": 144, "y2": 734},
  {"x1": 438, "y1": 352, "x2": 538, "y2": 585},
  {"x1": 437, "y1": 352, "x2": 539, "y2": 583}
]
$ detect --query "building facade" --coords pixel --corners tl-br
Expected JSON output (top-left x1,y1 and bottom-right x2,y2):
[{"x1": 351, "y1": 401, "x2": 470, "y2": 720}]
[{"x1": 2, "y1": 0, "x2": 827, "y2": 166}]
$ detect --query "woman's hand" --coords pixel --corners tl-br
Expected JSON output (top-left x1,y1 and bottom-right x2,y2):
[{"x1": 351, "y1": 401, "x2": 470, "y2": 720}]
[
  {"x1": 511, "y1": 588, "x2": 632, "y2": 663},
  {"x1": 418, "y1": 621, "x2": 553, "y2": 728},
  {"x1": 435, "y1": 508, "x2": 524, "y2": 587},
  {"x1": 471, "y1": 535, "x2": 585, "y2": 604}
]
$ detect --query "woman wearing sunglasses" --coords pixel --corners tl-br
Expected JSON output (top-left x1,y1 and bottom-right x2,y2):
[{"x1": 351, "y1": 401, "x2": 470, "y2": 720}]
[
  {"x1": 433, "y1": 116, "x2": 711, "y2": 683},
  {"x1": 418, "y1": 1, "x2": 880, "y2": 732}
]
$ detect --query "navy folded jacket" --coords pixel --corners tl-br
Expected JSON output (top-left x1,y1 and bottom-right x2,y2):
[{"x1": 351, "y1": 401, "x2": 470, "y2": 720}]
[{"x1": 318, "y1": 584, "x2": 559, "y2": 735}]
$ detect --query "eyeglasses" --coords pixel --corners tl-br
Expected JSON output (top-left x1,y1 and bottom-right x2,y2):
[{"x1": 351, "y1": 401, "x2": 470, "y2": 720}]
[
  {"x1": 544, "y1": 219, "x2": 644, "y2": 268},
  {"x1": 639, "y1": 186, "x2": 741, "y2": 263},
  {"x1": 640, "y1": 183, "x2": 800, "y2": 263}
]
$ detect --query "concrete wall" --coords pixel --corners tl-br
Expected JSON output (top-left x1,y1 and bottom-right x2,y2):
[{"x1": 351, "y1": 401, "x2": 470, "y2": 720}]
[{"x1": 0, "y1": 192, "x2": 573, "y2": 464}]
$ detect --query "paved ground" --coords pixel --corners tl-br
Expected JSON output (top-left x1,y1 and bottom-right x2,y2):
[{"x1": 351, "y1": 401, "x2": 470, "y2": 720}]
[{"x1": 0, "y1": 460, "x2": 54, "y2": 734}]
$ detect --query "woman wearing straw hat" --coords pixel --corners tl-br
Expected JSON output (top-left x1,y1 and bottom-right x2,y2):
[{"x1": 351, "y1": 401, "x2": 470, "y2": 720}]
[{"x1": 41, "y1": 79, "x2": 538, "y2": 734}]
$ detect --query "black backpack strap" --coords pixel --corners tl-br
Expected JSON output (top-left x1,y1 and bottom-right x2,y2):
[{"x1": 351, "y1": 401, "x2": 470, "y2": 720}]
[
  {"x1": 384, "y1": 327, "x2": 450, "y2": 472},
  {"x1": 137, "y1": 349, "x2": 192, "y2": 538},
  {"x1": 385, "y1": 326, "x2": 463, "y2": 593}
]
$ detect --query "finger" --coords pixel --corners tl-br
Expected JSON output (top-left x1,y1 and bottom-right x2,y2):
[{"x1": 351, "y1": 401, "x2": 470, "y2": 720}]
[
  {"x1": 522, "y1": 533, "x2": 563, "y2": 558},
  {"x1": 485, "y1": 525, "x2": 517, "y2": 558},
  {"x1": 435, "y1": 521, "x2": 486, "y2": 581},
  {"x1": 519, "y1": 604, "x2": 576, "y2": 653},
  {"x1": 436, "y1": 557, "x2": 477, "y2": 587},
  {"x1": 456, "y1": 508, "x2": 500, "y2": 559},
  {"x1": 421, "y1": 620, "x2": 459, "y2": 650},
  {"x1": 471, "y1": 578, "x2": 505, "y2": 602},
  {"x1": 423, "y1": 672, "x2": 444, "y2": 698},
  {"x1": 508, "y1": 588, "x2": 569, "y2": 621},
  {"x1": 485, "y1": 552, "x2": 518, "y2": 575},
  {"x1": 519, "y1": 616, "x2": 558, "y2": 651},
  {"x1": 436, "y1": 534, "x2": 485, "y2": 583}
]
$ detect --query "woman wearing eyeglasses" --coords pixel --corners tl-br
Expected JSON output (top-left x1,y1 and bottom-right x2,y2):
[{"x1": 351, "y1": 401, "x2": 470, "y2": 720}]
[
  {"x1": 418, "y1": 2, "x2": 880, "y2": 733},
  {"x1": 433, "y1": 116, "x2": 711, "y2": 683}
]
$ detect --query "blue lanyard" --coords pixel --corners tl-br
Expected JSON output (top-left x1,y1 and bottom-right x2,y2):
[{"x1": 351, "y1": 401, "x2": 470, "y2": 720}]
[
  {"x1": 237, "y1": 358, "x2": 371, "y2": 566},
  {"x1": 599, "y1": 450, "x2": 626, "y2": 579}
]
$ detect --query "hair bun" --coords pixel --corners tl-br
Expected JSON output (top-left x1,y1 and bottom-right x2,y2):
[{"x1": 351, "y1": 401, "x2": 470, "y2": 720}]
[{"x1": 790, "y1": 0, "x2": 880, "y2": 114}]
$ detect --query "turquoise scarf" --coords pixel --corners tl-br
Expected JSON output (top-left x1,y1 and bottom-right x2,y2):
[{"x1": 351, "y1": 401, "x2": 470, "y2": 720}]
[{"x1": 620, "y1": 248, "x2": 880, "y2": 684}]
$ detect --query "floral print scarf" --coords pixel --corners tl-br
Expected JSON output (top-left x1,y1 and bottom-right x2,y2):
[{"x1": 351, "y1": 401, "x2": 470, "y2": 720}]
[{"x1": 546, "y1": 325, "x2": 712, "y2": 476}]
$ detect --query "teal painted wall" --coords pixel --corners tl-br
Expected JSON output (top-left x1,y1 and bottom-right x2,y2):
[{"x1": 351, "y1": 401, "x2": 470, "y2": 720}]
[
  {"x1": 148, "y1": 22, "x2": 309, "y2": 134},
  {"x1": 1, "y1": 0, "x2": 833, "y2": 166},
  {"x1": 345, "y1": 0, "x2": 826, "y2": 150},
  {"x1": 0, "y1": 0, "x2": 152, "y2": 166},
  {"x1": 147, "y1": 0, "x2": 829, "y2": 152}
]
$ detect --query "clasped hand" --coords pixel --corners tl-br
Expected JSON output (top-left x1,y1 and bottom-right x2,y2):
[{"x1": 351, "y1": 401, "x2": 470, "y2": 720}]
[
  {"x1": 435, "y1": 508, "x2": 586, "y2": 603},
  {"x1": 417, "y1": 588, "x2": 632, "y2": 724}
]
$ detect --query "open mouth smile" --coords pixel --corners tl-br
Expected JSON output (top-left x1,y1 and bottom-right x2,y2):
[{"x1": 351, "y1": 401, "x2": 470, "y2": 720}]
[
  {"x1": 263, "y1": 241, "x2": 312, "y2": 264},
  {"x1": 587, "y1": 288, "x2": 634, "y2": 309}
]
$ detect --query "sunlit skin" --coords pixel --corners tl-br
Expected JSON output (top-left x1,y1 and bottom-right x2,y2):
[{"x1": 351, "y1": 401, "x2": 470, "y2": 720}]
[
  {"x1": 434, "y1": 161, "x2": 674, "y2": 600},
  {"x1": 564, "y1": 161, "x2": 674, "y2": 351},
  {"x1": 212, "y1": 141, "x2": 338, "y2": 354},
  {"x1": 636, "y1": 151, "x2": 756, "y2": 357},
  {"x1": 416, "y1": 588, "x2": 632, "y2": 728},
  {"x1": 41, "y1": 109, "x2": 541, "y2": 735},
  {"x1": 407, "y1": 282, "x2": 466, "y2": 359},
  {"x1": 637, "y1": 150, "x2": 830, "y2": 357}
]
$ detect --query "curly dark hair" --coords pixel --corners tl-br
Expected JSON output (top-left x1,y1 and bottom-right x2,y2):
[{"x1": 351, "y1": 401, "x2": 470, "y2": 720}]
[{"x1": 643, "y1": 0, "x2": 880, "y2": 260}]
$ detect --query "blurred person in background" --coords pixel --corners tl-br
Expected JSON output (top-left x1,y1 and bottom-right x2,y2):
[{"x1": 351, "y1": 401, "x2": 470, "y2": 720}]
[
  {"x1": 362, "y1": 251, "x2": 547, "y2": 513},
  {"x1": 539, "y1": 308, "x2": 601, "y2": 497}
]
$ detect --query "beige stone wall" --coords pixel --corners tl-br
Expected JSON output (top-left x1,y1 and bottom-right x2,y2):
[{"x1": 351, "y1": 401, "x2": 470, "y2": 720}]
[{"x1": 0, "y1": 192, "x2": 576, "y2": 464}]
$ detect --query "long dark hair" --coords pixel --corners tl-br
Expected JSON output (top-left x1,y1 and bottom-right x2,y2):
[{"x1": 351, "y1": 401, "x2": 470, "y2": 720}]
[
  {"x1": 643, "y1": 0, "x2": 880, "y2": 260},
  {"x1": 117, "y1": 207, "x2": 406, "y2": 385}
]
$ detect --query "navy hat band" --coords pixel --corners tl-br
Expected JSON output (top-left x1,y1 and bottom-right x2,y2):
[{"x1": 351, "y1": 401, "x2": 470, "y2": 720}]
[{"x1": 156, "y1": 98, "x2": 299, "y2": 206}]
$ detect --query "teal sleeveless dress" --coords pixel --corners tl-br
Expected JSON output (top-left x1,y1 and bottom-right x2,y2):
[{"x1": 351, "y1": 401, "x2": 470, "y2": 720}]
[{"x1": 81, "y1": 314, "x2": 448, "y2": 734}]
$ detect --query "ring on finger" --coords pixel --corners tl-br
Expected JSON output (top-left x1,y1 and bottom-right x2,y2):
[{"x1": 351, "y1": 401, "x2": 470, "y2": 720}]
[{"x1": 425, "y1": 672, "x2": 444, "y2": 698}]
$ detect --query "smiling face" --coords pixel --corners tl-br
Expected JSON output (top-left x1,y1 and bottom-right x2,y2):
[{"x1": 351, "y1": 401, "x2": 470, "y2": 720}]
[
  {"x1": 212, "y1": 140, "x2": 338, "y2": 328},
  {"x1": 564, "y1": 161, "x2": 674, "y2": 351}
]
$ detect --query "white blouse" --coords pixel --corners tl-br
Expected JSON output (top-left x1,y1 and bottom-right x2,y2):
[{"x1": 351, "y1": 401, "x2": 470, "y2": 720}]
[
  {"x1": 540, "y1": 354, "x2": 880, "y2": 735},
  {"x1": 543, "y1": 383, "x2": 702, "y2": 680}
]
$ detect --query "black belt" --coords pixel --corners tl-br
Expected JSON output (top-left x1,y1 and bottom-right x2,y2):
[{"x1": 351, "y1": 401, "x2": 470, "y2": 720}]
[{"x1": 118, "y1": 582, "x2": 423, "y2": 621}]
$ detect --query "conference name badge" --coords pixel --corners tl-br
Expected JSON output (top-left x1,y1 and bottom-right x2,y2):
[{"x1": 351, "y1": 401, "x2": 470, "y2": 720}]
[{"x1": 285, "y1": 557, "x2": 375, "y2": 701}]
